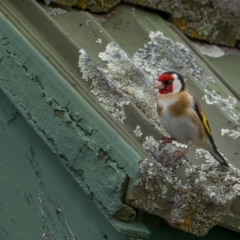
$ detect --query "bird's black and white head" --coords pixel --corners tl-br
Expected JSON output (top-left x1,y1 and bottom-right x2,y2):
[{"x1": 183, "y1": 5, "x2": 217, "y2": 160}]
[{"x1": 154, "y1": 72, "x2": 186, "y2": 95}]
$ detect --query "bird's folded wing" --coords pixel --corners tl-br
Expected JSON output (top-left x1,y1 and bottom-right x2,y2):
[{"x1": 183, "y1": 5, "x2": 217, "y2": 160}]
[{"x1": 188, "y1": 91, "x2": 217, "y2": 151}]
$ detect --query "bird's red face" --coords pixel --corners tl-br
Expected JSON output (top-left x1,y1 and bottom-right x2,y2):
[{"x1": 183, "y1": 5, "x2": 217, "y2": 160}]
[{"x1": 154, "y1": 73, "x2": 174, "y2": 94}]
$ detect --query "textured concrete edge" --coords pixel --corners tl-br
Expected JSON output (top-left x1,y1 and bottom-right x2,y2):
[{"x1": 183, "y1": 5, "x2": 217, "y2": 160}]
[{"x1": 0, "y1": 15, "x2": 149, "y2": 238}]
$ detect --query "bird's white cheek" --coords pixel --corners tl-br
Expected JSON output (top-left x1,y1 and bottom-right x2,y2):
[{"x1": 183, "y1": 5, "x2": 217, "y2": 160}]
[{"x1": 172, "y1": 80, "x2": 182, "y2": 94}]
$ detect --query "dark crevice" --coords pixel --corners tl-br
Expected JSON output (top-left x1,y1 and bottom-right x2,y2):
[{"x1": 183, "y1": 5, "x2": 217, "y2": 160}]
[{"x1": 121, "y1": 174, "x2": 131, "y2": 203}]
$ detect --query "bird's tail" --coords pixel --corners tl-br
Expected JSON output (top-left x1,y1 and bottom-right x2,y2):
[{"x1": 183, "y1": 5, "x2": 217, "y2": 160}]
[{"x1": 210, "y1": 150, "x2": 229, "y2": 167}]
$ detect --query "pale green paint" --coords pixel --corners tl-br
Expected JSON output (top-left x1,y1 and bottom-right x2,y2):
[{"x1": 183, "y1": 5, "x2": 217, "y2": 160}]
[
  {"x1": 207, "y1": 55, "x2": 240, "y2": 93},
  {"x1": 0, "y1": 89, "x2": 128, "y2": 240},
  {"x1": 0, "y1": 14, "x2": 149, "y2": 238}
]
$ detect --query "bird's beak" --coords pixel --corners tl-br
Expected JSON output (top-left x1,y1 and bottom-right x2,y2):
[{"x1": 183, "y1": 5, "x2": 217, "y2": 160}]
[{"x1": 153, "y1": 81, "x2": 164, "y2": 89}]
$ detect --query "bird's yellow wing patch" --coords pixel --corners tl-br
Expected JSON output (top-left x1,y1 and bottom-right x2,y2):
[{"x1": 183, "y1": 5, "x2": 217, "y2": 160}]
[
  {"x1": 199, "y1": 110, "x2": 212, "y2": 136},
  {"x1": 190, "y1": 92, "x2": 217, "y2": 151}
]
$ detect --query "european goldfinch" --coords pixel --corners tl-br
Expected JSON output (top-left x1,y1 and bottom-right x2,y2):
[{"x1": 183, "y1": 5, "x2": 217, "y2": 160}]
[{"x1": 154, "y1": 71, "x2": 229, "y2": 167}]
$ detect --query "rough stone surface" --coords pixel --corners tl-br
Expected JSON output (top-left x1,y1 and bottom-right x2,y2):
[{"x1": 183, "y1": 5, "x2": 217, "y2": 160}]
[
  {"x1": 126, "y1": 0, "x2": 240, "y2": 48},
  {"x1": 114, "y1": 205, "x2": 137, "y2": 222},
  {"x1": 45, "y1": 0, "x2": 121, "y2": 12},
  {"x1": 126, "y1": 140, "x2": 240, "y2": 236},
  {"x1": 44, "y1": 0, "x2": 240, "y2": 47}
]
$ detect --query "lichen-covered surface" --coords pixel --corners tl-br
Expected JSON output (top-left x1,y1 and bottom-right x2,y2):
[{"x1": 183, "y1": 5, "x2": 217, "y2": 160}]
[
  {"x1": 141, "y1": 212, "x2": 240, "y2": 240},
  {"x1": 51, "y1": 2, "x2": 240, "y2": 235},
  {"x1": 124, "y1": 0, "x2": 240, "y2": 47},
  {"x1": 79, "y1": 48, "x2": 131, "y2": 124},
  {"x1": 78, "y1": 31, "x2": 214, "y2": 129},
  {"x1": 44, "y1": 0, "x2": 121, "y2": 12},
  {"x1": 42, "y1": 0, "x2": 240, "y2": 47},
  {"x1": 51, "y1": 5, "x2": 240, "y2": 163},
  {"x1": 78, "y1": 27, "x2": 240, "y2": 159},
  {"x1": 127, "y1": 140, "x2": 240, "y2": 236},
  {"x1": 78, "y1": 30, "x2": 240, "y2": 235}
]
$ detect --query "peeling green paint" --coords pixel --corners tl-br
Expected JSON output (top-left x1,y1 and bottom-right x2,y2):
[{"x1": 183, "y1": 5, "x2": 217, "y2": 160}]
[
  {"x1": 0, "y1": 13, "x2": 149, "y2": 237},
  {"x1": 0, "y1": 88, "x2": 131, "y2": 239}
]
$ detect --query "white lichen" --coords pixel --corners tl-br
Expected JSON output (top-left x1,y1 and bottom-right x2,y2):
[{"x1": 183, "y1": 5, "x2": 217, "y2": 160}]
[
  {"x1": 142, "y1": 136, "x2": 158, "y2": 151},
  {"x1": 221, "y1": 129, "x2": 240, "y2": 139},
  {"x1": 95, "y1": 17, "x2": 107, "y2": 23},
  {"x1": 95, "y1": 38, "x2": 102, "y2": 44},
  {"x1": 172, "y1": 140, "x2": 187, "y2": 149},
  {"x1": 85, "y1": 20, "x2": 91, "y2": 26},
  {"x1": 132, "y1": 152, "x2": 240, "y2": 236},
  {"x1": 133, "y1": 125, "x2": 143, "y2": 137},
  {"x1": 195, "y1": 148, "x2": 216, "y2": 164},
  {"x1": 44, "y1": 0, "x2": 51, "y2": 5},
  {"x1": 98, "y1": 42, "x2": 159, "y2": 124},
  {"x1": 203, "y1": 89, "x2": 240, "y2": 139},
  {"x1": 78, "y1": 49, "x2": 129, "y2": 124},
  {"x1": 133, "y1": 31, "x2": 214, "y2": 89}
]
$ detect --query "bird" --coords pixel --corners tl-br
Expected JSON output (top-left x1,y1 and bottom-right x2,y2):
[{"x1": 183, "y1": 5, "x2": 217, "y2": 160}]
[{"x1": 154, "y1": 71, "x2": 229, "y2": 167}]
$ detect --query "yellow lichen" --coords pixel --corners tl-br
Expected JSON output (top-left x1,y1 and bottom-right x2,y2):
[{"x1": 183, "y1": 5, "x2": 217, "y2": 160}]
[
  {"x1": 175, "y1": 18, "x2": 187, "y2": 30},
  {"x1": 230, "y1": 39, "x2": 237, "y2": 48},
  {"x1": 190, "y1": 30, "x2": 199, "y2": 38},
  {"x1": 76, "y1": 0, "x2": 87, "y2": 10},
  {"x1": 56, "y1": 0, "x2": 76, "y2": 6},
  {"x1": 72, "y1": 0, "x2": 79, "y2": 6},
  {"x1": 180, "y1": 208, "x2": 196, "y2": 232},
  {"x1": 99, "y1": 0, "x2": 105, "y2": 7}
]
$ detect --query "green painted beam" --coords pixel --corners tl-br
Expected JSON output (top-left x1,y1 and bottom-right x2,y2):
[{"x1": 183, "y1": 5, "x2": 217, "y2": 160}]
[
  {"x1": 0, "y1": 89, "x2": 128, "y2": 240},
  {"x1": 207, "y1": 55, "x2": 240, "y2": 93},
  {"x1": 0, "y1": 13, "x2": 149, "y2": 239},
  {"x1": 0, "y1": 0, "x2": 149, "y2": 159}
]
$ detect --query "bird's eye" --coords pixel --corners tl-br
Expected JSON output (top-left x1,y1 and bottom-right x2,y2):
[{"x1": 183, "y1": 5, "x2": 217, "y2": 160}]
[{"x1": 166, "y1": 80, "x2": 173, "y2": 84}]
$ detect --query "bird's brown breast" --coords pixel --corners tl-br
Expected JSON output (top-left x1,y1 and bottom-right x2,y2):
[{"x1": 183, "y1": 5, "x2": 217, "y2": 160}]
[
  {"x1": 157, "y1": 91, "x2": 190, "y2": 117},
  {"x1": 169, "y1": 93, "x2": 190, "y2": 117},
  {"x1": 157, "y1": 104, "x2": 163, "y2": 117},
  {"x1": 157, "y1": 91, "x2": 206, "y2": 142}
]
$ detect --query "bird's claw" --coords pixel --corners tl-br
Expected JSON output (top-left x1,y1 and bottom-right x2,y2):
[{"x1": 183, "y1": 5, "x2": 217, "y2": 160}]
[
  {"x1": 159, "y1": 136, "x2": 175, "y2": 147},
  {"x1": 175, "y1": 149, "x2": 187, "y2": 159}
]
